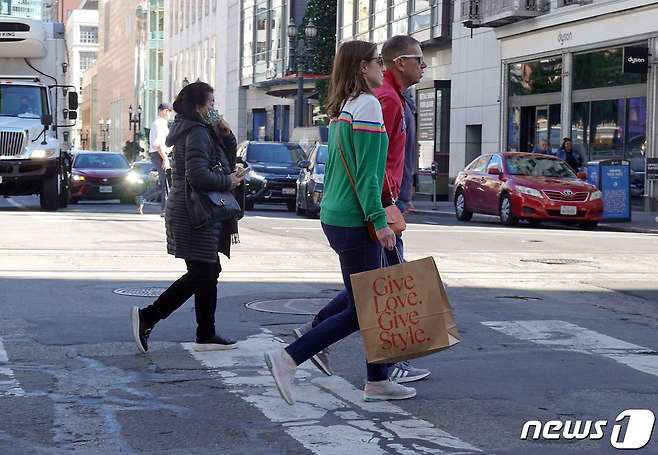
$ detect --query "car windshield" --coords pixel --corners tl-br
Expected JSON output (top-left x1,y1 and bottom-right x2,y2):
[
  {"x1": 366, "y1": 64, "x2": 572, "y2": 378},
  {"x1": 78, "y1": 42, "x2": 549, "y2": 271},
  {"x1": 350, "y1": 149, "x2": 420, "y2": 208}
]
[
  {"x1": 74, "y1": 153, "x2": 130, "y2": 169},
  {"x1": 506, "y1": 156, "x2": 576, "y2": 178},
  {"x1": 246, "y1": 143, "x2": 306, "y2": 164},
  {"x1": 316, "y1": 145, "x2": 328, "y2": 164},
  {"x1": 0, "y1": 84, "x2": 48, "y2": 119},
  {"x1": 132, "y1": 162, "x2": 155, "y2": 174}
]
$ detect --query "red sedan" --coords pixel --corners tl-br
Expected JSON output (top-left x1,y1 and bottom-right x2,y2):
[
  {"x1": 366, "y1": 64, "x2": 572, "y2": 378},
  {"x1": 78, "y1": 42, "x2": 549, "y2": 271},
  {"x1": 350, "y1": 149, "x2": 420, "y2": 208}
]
[
  {"x1": 454, "y1": 153, "x2": 603, "y2": 230},
  {"x1": 69, "y1": 151, "x2": 140, "y2": 204}
]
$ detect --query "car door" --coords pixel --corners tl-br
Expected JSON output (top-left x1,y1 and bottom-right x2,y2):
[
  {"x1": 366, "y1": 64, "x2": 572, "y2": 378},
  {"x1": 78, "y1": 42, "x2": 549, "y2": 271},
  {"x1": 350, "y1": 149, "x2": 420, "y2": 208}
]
[
  {"x1": 464, "y1": 155, "x2": 492, "y2": 212},
  {"x1": 480, "y1": 154, "x2": 505, "y2": 214}
]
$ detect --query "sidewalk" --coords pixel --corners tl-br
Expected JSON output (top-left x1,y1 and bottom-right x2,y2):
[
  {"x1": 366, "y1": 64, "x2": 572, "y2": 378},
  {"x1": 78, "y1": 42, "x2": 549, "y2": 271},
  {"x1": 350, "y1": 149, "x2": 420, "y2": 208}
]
[{"x1": 410, "y1": 199, "x2": 658, "y2": 234}]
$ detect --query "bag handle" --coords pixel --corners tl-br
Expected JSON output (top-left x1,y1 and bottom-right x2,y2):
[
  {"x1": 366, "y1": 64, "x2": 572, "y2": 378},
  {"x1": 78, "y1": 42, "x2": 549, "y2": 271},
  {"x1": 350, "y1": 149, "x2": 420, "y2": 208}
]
[{"x1": 380, "y1": 243, "x2": 403, "y2": 267}]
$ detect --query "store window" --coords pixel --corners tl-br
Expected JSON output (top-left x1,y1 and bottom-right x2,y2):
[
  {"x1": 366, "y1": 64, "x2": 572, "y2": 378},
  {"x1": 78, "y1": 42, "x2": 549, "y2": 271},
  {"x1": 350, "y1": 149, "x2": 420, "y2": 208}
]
[
  {"x1": 574, "y1": 46, "x2": 648, "y2": 90},
  {"x1": 509, "y1": 57, "x2": 562, "y2": 96}
]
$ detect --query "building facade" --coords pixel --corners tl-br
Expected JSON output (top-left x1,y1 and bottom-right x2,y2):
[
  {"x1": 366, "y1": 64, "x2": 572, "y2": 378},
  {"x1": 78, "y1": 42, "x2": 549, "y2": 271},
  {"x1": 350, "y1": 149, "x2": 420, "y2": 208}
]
[
  {"x1": 142, "y1": 0, "x2": 165, "y2": 129},
  {"x1": 457, "y1": 0, "x2": 658, "y2": 208},
  {"x1": 1, "y1": 0, "x2": 42, "y2": 18},
  {"x1": 65, "y1": 4, "x2": 98, "y2": 149},
  {"x1": 84, "y1": 0, "x2": 147, "y2": 152},
  {"x1": 42, "y1": 0, "x2": 86, "y2": 24}
]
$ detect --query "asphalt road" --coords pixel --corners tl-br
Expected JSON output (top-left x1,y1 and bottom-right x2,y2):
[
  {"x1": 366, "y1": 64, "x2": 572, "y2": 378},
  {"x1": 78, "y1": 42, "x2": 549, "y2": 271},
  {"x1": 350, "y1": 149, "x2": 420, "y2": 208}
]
[{"x1": 1, "y1": 195, "x2": 657, "y2": 455}]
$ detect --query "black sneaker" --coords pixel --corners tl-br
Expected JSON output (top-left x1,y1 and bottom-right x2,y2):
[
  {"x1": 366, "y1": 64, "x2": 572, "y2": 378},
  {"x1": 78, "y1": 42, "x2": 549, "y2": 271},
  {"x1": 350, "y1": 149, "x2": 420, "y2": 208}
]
[
  {"x1": 194, "y1": 334, "x2": 237, "y2": 351},
  {"x1": 131, "y1": 306, "x2": 153, "y2": 354}
]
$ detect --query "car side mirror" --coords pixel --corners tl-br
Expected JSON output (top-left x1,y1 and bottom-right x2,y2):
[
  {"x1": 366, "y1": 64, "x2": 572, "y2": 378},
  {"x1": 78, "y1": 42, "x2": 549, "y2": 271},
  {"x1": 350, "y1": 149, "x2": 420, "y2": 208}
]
[
  {"x1": 236, "y1": 156, "x2": 245, "y2": 165},
  {"x1": 68, "y1": 111, "x2": 78, "y2": 120},
  {"x1": 41, "y1": 114, "x2": 53, "y2": 127},
  {"x1": 577, "y1": 171, "x2": 587, "y2": 181},
  {"x1": 488, "y1": 167, "x2": 501, "y2": 176},
  {"x1": 68, "y1": 92, "x2": 79, "y2": 110},
  {"x1": 298, "y1": 160, "x2": 311, "y2": 169}
]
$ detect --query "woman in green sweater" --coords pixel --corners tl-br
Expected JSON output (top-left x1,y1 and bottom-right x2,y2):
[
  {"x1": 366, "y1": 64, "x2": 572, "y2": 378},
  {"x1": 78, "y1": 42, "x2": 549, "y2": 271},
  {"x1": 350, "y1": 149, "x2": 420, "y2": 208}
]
[{"x1": 265, "y1": 40, "x2": 416, "y2": 405}]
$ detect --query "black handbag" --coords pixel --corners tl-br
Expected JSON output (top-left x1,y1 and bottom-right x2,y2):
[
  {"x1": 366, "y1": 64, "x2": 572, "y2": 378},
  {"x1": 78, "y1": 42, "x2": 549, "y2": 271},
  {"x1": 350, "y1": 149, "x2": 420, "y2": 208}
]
[{"x1": 185, "y1": 168, "x2": 242, "y2": 230}]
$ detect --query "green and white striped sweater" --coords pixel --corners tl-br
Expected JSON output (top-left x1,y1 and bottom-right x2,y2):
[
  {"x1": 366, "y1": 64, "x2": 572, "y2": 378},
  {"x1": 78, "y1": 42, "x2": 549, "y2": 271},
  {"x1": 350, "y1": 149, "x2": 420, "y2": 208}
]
[{"x1": 320, "y1": 93, "x2": 389, "y2": 231}]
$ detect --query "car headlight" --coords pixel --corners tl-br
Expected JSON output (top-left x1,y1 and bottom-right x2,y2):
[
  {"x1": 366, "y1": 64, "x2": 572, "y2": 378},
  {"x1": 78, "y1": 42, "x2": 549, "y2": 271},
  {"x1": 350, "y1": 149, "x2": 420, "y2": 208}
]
[
  {"x1": 312, "y1": 172, "x2": 324, "y2": 184},
  {"x1": 516, "y1": 185, "x2": 543, "y2": 198},
  {"x1": 589, "y1": 190, "x2": 602, "y2": 201},
  {"x1": 248, "y1": 170, "x2": 266, "y2": 181},
  {"x1": 72, "y1": 173, "x2": 85, "y2": 181},
  {"x1": 30, "y1": 149, "x2": 57, "y2": 159},
  {"x1": 126, "y1": 171, "x2": 144, "y2": 184}
]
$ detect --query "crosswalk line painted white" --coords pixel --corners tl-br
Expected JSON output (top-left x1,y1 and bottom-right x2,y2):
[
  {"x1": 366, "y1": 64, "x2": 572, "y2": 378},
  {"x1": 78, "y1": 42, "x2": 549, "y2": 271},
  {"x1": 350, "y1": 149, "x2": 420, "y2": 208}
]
[
  {"x1": 184, "y1": 331, "x2": 480, "y2": 454},
  {"x1": 0, "y1": 338, "x2": 25, "y2": 397},
  {"x1": 483, "y1": 320, "x2": 658, "y2": 378}
]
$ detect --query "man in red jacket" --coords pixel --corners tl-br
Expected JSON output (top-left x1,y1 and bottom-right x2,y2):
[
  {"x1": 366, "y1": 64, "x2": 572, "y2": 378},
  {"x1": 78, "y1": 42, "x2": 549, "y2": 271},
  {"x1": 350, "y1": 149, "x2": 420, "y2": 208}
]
[
  {"x1": 293, "y1": 36, "x2": 432, "y2": 393},
  {"x1": 374, "y1": 35, "x2": 426, "y2": 207}
]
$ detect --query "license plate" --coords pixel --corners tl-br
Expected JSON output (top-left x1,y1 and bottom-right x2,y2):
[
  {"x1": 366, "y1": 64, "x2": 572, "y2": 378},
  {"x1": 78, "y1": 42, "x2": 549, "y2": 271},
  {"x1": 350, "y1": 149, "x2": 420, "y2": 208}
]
[
  {"x1": 99, "y1": 185, "x2": 113, "y2": 193},
  {"x1": 282, "y1": 188, "x2": 295, "y2": 195},
  {"x1": 560, "y1": 205, "x2": 577, "y2": 215}
]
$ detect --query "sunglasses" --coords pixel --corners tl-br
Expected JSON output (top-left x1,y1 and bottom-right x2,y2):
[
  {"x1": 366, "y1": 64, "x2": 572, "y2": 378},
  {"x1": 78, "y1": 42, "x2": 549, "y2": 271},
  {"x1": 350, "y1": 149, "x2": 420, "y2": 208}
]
[
  {"x1": 368, "y1": 55, "x2": 384, "y2": 66},
  {"x1": 393, "y1": 54, "x2": 425, "y2": 65}
]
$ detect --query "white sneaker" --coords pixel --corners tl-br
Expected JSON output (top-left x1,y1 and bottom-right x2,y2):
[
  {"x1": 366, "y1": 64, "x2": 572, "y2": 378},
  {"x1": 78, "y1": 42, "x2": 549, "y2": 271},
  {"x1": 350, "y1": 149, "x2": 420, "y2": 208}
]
[
  {"x1": 363, "y1": 380, "x2": 416, "y2": 402},
  {"x1": 264, "y1": 349, "x2": 297, "y2": 405}
]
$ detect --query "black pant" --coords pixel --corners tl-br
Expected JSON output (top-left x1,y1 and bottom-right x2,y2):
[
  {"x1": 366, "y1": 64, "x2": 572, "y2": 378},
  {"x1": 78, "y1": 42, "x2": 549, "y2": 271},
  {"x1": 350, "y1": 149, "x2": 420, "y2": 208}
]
[{"x1": 141, "y1": 260, "x2": 221, "y2": 340}]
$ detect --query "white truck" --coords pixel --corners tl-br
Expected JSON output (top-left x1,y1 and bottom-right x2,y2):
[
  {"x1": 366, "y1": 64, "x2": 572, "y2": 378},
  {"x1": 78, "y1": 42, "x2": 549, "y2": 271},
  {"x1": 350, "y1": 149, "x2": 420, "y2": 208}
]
[{"x1": 0, "y1": 17, "x2": 78, "y2": 210}]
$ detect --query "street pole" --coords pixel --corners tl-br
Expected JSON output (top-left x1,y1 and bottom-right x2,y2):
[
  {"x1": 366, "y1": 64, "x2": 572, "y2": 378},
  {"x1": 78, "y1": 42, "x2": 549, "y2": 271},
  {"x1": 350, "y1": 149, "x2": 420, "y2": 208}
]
[{"x1": 296, "y1": 44, "x2": 304, "y2": 128}]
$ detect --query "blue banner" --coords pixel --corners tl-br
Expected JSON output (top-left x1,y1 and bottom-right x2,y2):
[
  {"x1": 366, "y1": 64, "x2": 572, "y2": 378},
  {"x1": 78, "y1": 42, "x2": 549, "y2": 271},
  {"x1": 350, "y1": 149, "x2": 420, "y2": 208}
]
[{"x1": 600, "y1": 163, "x2": 631, "y2": 221}]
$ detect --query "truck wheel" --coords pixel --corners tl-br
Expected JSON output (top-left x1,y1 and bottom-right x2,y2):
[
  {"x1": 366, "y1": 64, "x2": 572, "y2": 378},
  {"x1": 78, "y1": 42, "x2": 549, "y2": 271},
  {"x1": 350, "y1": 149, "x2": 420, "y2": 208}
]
[{"x1": 40, "y1": 173, "x2": 60, "y2": 211}]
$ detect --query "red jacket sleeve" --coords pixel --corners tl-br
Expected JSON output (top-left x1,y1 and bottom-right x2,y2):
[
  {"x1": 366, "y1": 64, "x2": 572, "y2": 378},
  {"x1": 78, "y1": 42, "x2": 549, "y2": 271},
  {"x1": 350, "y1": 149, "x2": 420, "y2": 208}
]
[{"x1": 377, "y1": 92, "x2": 403, "y2": 204}]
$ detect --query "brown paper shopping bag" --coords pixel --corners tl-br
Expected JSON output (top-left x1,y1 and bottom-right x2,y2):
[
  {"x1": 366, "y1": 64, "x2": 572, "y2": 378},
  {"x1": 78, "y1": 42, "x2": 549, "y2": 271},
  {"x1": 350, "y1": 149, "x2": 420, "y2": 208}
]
[{"x1": 350, "y1": 256, "x2": 460, "y2": 364}]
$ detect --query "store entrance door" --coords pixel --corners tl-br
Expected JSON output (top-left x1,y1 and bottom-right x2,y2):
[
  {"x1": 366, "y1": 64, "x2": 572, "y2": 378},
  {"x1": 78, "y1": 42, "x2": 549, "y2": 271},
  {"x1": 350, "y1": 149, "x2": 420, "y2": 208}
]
[{"x1": 516, "y1": 104, "x2": 562, "y2": 153}]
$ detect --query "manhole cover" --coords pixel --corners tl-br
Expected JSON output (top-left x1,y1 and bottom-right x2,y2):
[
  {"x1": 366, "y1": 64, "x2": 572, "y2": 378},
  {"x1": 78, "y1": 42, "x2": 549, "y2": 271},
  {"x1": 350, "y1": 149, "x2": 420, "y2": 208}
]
[
  {"x1": 245, "y1": 298, "x2": 331, "y2": 315},
  {"x1": 113, "y1": 287, "x2": 167, "y2": 297},
  {"x1": 520, "y1": 258, "x2": 590, "y2": 265}
]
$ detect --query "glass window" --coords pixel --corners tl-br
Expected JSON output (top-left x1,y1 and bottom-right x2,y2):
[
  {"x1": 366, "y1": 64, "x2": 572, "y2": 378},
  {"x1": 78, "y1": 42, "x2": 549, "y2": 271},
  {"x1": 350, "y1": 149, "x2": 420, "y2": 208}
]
[
  {"x1": 505, "y1": 156, "x2": 576, "y2": 178},
  {"x1": 373, "y1": 26, "x2": 387, "y2": 44},
  {"x1": 535, "y1": 106, "x2": 548, "y2": 150},
  {"x1": 549, "y1": 104, "x2": 561, "y2": 150},
  {"x1": 590, "y1": 99, "x2": 625, "y2": 160},
  {"x1": 414, "y1": 0, "x2": 430, "y2": 11},
  {"x1": 357, "y1": 0, "x2": 369, "y2": 35},
  {"x1": 0, "y1": 85, "x2": 48, "y2": 118},
  {"x1": 410, "y1": 9, "x2": 431, "y2": 32},
  {"x1": 509, "y1": 57, "x2": 562, "y2": 96},
  {"x1": 391, "y1": 18, "x2": 408, "y2": 35},
  {"x1": 74, "y1": 153, "x2": 130, "y2": 169},
  {"x1": 488, "y1": 155, "x2": 503, "y2": 171},
  {"x1": 79, "y1": 26, "x2": 98, "y2": 43},
  {"x1": 508, "y1": 107, "x2": 521, "y2": 152},
  {"x1": 79, "y1": 51, "x2": 97, "y2": 72},
  {"x1": 246, "y1": 143, "x2": 306, "y2": 163},
  {"x1": 374, "y1": 0, "x2": 387, "y2": 27},
  {"x1": 467, "y1": 155, "x2": 491, "y2": 172},
  {"x1": 342, "y1": 0, "x2": 354, "y2": 28},
  {"x1": 392, "y1": 1, "x2": 407, "y2": 20},
  {"x1": 315, "y1": 145, "x2": 328, "y2": 164},
  {"x1": 574, "y1": 46, "x2": 648, "y2": 90}
]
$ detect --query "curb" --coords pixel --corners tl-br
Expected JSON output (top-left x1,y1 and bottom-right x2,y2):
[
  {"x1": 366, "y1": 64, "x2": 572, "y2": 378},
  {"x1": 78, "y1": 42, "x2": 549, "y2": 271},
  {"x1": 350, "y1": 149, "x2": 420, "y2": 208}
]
[{"x1": 409, "y1": 209, "x2": 658, "y2": 234}]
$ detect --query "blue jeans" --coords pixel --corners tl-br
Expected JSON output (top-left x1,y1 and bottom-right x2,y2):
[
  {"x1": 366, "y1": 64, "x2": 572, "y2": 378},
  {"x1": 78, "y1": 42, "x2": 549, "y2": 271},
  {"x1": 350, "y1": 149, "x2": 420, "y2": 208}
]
[
  {"x1": 285, "y1": 223, "x2": 391, "y2": 381},
  {"x1": 312, "y1": 236, "x2": 404, "y2": 364}
]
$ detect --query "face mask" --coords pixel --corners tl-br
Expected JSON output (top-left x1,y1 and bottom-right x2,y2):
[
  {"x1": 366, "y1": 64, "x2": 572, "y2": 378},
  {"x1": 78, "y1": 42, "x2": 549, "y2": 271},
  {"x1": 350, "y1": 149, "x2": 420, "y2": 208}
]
[{"x1": 203, "y1": 108, "x2": 221, "y2": 125}]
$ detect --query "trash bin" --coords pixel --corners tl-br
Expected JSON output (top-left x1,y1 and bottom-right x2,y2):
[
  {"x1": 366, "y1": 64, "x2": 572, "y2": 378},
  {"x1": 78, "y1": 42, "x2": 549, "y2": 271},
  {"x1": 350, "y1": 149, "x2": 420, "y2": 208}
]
[{"x1": 586, "y1": 160, "x2": 631, "y2": 222}]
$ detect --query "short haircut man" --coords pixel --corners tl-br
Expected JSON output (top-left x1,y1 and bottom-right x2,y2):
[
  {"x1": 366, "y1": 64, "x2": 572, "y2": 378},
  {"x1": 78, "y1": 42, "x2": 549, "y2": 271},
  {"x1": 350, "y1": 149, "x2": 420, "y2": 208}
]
[{"x1": 381, "y1": 35, "x2": 421, "y2": 66}]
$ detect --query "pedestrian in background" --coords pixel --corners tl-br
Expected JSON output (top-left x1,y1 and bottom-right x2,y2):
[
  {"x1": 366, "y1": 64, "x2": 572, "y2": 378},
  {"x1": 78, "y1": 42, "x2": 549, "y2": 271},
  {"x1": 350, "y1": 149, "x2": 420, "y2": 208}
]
[
  {"x1": 535, "y1": 139, "x2": 554, "y2": 156},
  {"x1": 143, "y1": 103, "x2": 174, "y2": 216},
  {"x1": 265, "y1": 40, "x2": 413, "y2": 405},
  {"x1": 557, "y1": 137, "x2": 583, "y2": 172},
  {"x1": 131, "y1": 82, "x2": 244, "y2": 354},
  {"x1": 292, "y1": 36, "x2": 431, "y2": 386}
]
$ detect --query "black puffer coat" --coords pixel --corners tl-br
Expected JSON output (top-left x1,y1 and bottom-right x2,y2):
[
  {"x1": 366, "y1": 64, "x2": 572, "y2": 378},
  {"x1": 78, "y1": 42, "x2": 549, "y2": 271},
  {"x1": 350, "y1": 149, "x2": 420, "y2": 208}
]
[{"x1": 164, "y1": 115, "x2": 237, "y2": 263}]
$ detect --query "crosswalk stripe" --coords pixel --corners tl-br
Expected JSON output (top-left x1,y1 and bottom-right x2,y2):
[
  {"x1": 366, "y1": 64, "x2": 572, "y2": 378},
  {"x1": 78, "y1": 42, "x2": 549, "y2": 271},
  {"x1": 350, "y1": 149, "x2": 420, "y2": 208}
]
[
  {"x1": 483, "y1": 320, "x2": 658, "y2": 378},
  {"x1": 0, "y1": 338, "x2": 25, "y2": 397},
  {"x1": 184, "y1": 331, "x2": 480, "y2": 454}
]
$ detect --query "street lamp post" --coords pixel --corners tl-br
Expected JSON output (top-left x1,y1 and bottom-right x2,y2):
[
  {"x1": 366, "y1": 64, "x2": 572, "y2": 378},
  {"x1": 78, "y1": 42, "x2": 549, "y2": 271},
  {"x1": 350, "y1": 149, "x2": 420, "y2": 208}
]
[
  {"x1": 98, "y1": 118, "x2": 111, "y2": 151},
  {"x1": 128, "y1": 105, "x2": 142, "y2": 161},
  {"x1": 287, "y1": 19, "x2": 317, "y2": 128}
]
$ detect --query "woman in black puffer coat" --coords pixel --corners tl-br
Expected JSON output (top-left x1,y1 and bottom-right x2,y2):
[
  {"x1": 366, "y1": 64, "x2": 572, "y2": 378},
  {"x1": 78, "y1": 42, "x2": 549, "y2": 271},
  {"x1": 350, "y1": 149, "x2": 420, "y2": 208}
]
[{"x1": 130, "y1": 82, "x2": 244, "y2": 353}]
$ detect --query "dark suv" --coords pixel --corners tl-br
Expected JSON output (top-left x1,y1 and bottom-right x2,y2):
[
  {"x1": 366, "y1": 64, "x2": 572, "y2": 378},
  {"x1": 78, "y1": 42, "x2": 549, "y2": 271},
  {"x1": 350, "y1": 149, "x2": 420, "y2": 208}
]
[{"x1": 237, "y1": 141, "x2": 307, "y2": 211}]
